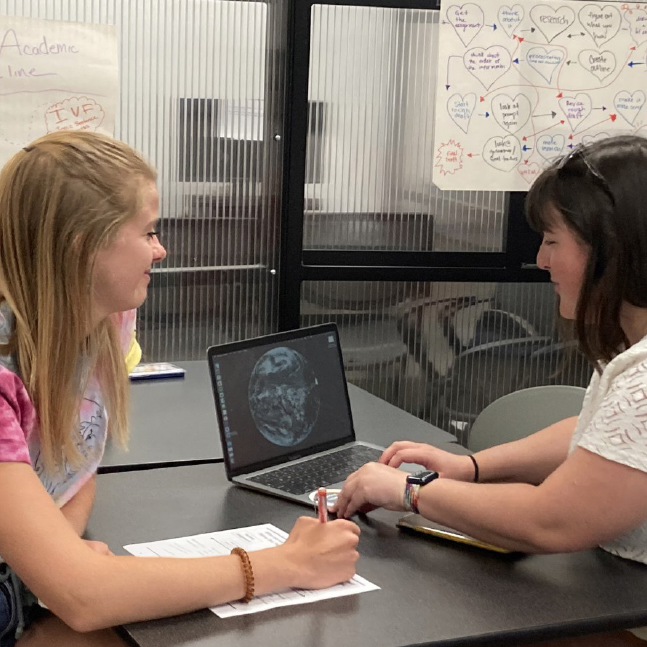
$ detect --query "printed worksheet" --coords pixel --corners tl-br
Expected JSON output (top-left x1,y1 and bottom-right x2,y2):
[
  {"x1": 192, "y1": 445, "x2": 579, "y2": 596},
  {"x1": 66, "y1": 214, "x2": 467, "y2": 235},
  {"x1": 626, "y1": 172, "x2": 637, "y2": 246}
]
[
  {"x1": 125, "y1": 523, "x2": 379, "y2": 618},
  {"x1": 433, "y1": 0, "x2": 647, "y2": 190}
]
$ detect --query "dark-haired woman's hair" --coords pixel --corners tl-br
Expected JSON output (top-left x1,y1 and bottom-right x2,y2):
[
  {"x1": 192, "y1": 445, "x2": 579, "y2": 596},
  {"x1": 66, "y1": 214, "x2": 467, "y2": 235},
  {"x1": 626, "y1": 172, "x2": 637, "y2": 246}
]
[{"x1": 526, "y1": 135, "x2": 647, "y2": 369}]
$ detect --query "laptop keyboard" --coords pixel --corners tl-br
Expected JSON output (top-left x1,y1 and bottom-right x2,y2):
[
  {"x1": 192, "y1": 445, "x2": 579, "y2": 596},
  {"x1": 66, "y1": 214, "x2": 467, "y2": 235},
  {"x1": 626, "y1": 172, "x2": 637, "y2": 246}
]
[{"x1": 248, "y1": 445, "x2": 383, "y2": 495}]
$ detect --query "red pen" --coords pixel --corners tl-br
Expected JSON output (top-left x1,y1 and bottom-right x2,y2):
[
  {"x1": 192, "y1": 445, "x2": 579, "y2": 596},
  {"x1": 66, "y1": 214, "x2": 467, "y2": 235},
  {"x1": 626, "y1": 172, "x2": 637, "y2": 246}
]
[{"x1": 317, "y1": 487, "x2": 328, "y2": 523}]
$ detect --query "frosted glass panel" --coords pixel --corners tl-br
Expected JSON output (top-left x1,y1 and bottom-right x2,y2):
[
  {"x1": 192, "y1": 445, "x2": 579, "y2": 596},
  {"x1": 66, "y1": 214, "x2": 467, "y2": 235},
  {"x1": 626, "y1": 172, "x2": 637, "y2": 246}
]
[
  {"x1": 302, "y1": 281, "x2": 591, "y2": 445},
  {"x1": 303, "y1": 5, "x2": 507, "y2": 253},
  {"x1": 0, "y1": 0, "x2": 284, "y2": 360}
]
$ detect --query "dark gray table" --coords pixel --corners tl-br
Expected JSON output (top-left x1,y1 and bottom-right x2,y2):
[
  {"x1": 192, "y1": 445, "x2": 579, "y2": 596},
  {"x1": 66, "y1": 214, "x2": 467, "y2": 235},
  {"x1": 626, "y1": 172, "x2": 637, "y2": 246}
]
[
  {"x1": 88, "y1": 464, "x2": 647, "y2": 647},
  {"x1": 101, "y1": 361, "x2": 456, "y2": 471}
]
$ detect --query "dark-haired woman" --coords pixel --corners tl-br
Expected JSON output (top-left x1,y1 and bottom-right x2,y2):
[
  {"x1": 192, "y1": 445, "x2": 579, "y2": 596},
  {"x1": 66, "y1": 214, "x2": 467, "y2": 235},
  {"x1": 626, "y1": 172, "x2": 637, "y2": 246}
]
[{"x1": 334, "y1": 135, "x2": 647, "y2": 646}]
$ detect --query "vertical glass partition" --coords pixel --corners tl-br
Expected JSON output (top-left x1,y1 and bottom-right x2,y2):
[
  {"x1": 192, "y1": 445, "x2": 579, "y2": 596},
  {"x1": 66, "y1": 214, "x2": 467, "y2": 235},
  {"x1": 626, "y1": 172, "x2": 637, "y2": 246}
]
[
  {"x1": 303, "y1": 6, "x2": 507, "y2": 254},
  {"x1": 1, "y1": 0, "x2": 287, "y2": 360}
]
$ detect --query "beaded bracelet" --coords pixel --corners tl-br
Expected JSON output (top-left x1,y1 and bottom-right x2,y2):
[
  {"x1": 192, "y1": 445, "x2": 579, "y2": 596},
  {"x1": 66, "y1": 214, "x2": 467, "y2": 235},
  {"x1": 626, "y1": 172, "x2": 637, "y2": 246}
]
[{"x1": 231, "y1": 547, "x2": 255, "y2": 603}]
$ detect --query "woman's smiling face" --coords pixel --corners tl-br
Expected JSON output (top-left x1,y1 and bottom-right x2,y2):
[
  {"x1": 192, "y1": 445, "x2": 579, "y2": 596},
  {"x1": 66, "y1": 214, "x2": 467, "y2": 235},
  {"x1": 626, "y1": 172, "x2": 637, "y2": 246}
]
[
  {"x1": 536, "y1": 207, "x2": 590, "y2": 320},
  {"x1": 91, "y1": 180, "x2": 166, "y2": 322}
]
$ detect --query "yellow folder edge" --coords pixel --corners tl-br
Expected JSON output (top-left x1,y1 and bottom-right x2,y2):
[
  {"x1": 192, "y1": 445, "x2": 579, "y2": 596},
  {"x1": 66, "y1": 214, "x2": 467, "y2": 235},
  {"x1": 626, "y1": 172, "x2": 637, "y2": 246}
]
[{"x1": 397, "y1": 513, "x2": 514, "y2": 554}]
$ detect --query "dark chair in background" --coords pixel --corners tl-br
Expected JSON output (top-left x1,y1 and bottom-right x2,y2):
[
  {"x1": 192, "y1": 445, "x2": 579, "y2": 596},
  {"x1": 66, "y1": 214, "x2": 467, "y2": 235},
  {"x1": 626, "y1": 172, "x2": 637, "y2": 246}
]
[{"x1": 398, "y1": 290, "x2": 591, "y2": 443}]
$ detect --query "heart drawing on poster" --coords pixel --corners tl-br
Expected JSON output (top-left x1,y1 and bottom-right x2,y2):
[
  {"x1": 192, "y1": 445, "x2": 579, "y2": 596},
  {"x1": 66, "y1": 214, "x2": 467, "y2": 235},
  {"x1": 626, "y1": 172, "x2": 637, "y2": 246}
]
[
  {"x1": 527, "y1": 48, "x2": 563, "y2": 83},
  {"x1": 582, "y1": 132, "x2": 610, "y2": 146},
  {"x1": 518, "y1": 162, "x2": 542, "y2": 185},
  {"x1": 530, "y1": 5, "x2": 575, "y2": 43},
  {"x1": 483, "y1": 135, "x2": 521, "y2": 172},
  {"x1": 559, "y1": 93, "x2": 592, "y2": 131},
  {"x1": 446, "y1": 3, "x2": 484, "y2": 47},
  {"x1": 578, "y1": 4, "x2": 621, "y2": 47},
  {"x1": 624, "y1": 9, "x2": 647, "y2": 48},
  {"x1": 491, "y1": 93, "x2": 532, "y2": 134},
  {"x1": 537, "y1": 134, "x2": 565, "y2": 161},
  {"x1": 614, "y1": 90, "x2": 645, "y2": 126},
  {"x1": 463, "y1": 46, "x2": 512, "y2": 90},
  {"x1": 498, "y1": 4, "x2": 524, "y2": 38},
  {"x1": 447, "y1": 93, "x2": 477, "y2": 133},
  {"x1": 579, "y1": 50, "x2": 616, "y2": 83}
]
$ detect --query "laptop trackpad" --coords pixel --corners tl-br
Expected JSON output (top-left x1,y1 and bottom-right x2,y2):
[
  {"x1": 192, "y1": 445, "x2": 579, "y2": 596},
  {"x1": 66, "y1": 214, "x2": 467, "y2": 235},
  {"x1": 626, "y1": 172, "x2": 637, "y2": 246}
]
[{"x1": 308, "y1": 487, "x2": 342, "y2": 509}]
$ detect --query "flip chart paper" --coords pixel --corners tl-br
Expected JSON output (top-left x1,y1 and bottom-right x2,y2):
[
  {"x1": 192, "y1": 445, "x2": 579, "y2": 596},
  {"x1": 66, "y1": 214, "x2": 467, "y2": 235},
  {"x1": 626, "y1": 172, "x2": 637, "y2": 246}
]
[
  {"x1": 0, "y1": 15, "x2": 117, "y2": 169},
  {"x1": 434, "y1": 0, "x2": 647, "y2": 190}
]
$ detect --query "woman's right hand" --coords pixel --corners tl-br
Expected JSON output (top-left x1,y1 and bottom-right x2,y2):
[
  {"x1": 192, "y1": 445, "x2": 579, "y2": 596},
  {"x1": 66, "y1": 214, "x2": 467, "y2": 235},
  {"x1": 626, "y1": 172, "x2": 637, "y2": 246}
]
[
  {"x1": 280, "y1": 516, "x2": 360, "y2": 590},
  {"x1": 379, "y1": 441, "x2": 476, "y2": 482}
]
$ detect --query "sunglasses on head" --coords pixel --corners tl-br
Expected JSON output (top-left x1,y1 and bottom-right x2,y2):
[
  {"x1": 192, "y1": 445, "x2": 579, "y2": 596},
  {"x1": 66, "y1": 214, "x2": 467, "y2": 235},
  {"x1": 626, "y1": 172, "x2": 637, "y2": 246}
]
[{"x1": 557, "y1": 143, "x2": 615, "y2": 206}]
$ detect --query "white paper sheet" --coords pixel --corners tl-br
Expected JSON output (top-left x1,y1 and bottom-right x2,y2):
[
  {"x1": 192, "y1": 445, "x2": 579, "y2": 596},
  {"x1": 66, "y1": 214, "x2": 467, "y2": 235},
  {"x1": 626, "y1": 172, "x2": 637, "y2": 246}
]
[
  {"x1": 124, "y1": 523, "x2": 379, "y2": 618},
  {"x1": 0, "y1": 16, "x2": 118, "y2": 169},
  {"x1": 432, "y1": 0, "x2": 647, "y2": 191}
]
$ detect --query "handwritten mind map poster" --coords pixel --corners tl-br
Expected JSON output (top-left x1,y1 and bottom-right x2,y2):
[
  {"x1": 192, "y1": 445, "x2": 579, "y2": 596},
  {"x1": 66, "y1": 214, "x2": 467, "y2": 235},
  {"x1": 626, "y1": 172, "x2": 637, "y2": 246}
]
[
  {"x1": 0, "y1": 15, "x2": 117, "y2": 169},
  {"x1": 433, "y1": 0, "x2": 647, "y2": 191}
]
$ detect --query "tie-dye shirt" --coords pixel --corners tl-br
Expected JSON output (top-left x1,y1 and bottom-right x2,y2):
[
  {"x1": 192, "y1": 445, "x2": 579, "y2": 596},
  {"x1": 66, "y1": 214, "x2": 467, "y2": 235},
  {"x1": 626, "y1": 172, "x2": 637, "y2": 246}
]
[{"x1": 0, "y1": 302, "x2": 136, "y2": 507}]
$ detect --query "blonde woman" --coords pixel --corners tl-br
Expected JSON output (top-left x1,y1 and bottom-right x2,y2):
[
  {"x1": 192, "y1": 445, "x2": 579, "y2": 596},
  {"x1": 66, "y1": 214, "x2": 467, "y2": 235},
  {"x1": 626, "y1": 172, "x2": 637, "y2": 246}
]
[{"x1": 0, "y1": 132, "x2": 360, "y2": 647}]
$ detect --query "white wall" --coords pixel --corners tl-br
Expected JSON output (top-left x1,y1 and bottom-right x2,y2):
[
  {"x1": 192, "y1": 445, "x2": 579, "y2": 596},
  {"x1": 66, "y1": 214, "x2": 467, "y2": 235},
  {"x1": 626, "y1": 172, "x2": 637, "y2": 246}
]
[{"x1": 306, "y1": 4, "x2": 397, "y2": 214}]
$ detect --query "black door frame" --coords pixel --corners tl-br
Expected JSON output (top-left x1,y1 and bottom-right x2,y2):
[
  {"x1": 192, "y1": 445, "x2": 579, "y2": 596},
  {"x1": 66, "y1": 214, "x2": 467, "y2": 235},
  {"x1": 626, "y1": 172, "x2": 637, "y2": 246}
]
[{"x1": 278, "y1": 0, "x2": 546, "y2": 331}]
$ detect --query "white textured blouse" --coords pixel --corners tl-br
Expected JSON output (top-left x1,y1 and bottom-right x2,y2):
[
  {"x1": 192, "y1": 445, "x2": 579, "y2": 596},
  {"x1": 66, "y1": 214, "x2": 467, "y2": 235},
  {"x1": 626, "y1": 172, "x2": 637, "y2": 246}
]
[{"x1": 570, "y1": 335, "x2": 647, "y2": 564}]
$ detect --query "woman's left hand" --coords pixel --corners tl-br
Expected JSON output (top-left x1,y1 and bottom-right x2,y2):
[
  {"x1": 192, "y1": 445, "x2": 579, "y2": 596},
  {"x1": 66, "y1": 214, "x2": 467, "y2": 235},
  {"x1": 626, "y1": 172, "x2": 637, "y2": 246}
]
[{"x1": 333, "y1": 463, "x2": 408, "y2": 519}]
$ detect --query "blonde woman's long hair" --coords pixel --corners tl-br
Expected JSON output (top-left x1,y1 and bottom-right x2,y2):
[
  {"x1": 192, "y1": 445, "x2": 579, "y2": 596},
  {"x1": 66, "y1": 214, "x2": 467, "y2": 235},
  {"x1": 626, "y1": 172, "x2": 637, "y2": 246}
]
[{"x1": 0, "y1": 131, "x2": 157, "y2": 474}]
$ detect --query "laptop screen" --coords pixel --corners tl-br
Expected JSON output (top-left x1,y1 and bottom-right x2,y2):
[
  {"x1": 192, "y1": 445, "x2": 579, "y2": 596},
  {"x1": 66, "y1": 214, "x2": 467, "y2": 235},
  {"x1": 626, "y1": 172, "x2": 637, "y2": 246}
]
[{"x1": 209, "y1": 325, "x2": 354, "y2": 475}]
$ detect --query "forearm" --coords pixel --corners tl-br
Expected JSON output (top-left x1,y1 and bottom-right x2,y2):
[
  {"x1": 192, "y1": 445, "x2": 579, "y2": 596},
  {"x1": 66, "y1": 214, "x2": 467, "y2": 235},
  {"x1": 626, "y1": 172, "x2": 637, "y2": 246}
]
[
  {"x1": 473, "y1": 416, "x2": 577, "y2": 484},
  {"x1": 40, "y1": 544, "x2": 296, "y2": 632},
  {"x1": 5, "y1": 463, "x2": 360, "y2": 633},
  {"x1": 60, "y1": 475, "x2": 96, "y2": 535},
  {"x1": 417, "y1": 479, "x2": 568, "y2": 553}
]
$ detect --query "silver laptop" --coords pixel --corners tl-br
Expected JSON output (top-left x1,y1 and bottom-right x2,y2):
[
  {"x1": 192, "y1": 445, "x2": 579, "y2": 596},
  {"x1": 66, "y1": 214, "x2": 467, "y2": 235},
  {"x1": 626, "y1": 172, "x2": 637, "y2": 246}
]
[{"x1": 207, "y1": 323, "x2": 384, "y2": 506}]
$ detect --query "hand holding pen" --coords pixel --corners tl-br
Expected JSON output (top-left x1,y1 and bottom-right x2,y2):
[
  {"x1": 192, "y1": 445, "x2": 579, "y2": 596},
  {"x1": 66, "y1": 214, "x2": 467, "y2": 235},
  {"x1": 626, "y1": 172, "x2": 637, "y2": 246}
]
[{"x1": 280, "y1": 511, "x2": 360, "y2": 589}]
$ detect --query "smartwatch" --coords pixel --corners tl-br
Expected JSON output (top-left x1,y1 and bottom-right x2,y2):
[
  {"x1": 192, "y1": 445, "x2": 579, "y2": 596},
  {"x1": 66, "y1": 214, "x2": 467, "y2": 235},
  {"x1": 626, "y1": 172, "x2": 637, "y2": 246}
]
[
  {"x1": 404, "y1": 470, "x2": 439, "y2": 514},
  {"x1": 407, "y1": 470, "x2": 439, "y2": 486}
]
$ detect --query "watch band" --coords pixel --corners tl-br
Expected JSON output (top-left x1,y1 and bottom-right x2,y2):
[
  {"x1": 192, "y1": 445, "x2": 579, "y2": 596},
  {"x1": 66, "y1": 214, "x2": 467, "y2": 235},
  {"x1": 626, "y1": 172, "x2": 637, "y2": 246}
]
[{"x1": 403, "y1": 482, "x2": 421, "y2": 514}]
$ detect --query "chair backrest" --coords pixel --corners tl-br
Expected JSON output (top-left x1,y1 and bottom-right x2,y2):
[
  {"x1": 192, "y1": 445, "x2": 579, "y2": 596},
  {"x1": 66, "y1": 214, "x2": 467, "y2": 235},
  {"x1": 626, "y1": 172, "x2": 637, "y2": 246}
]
[
  {"x1": 439, "y1": 336, "x2": 554, "y2": 426},
  {"x1": 467, "y1": 385, "x2": 586, "y2": 452}
]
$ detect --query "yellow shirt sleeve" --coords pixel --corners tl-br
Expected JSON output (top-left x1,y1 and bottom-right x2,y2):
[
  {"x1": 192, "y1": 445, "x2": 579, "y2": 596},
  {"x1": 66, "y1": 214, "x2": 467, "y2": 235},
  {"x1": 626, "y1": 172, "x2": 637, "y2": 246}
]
[{"x1": 125, "y1": 337, "x2": 142, "y2": 373}]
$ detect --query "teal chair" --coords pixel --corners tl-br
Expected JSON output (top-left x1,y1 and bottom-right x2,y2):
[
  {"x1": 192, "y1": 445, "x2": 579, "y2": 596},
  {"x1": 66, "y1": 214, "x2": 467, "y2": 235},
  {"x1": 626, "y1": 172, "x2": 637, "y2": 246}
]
[{"x1": 468, "y1": 385, "x2": 586, "y2": 452}]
